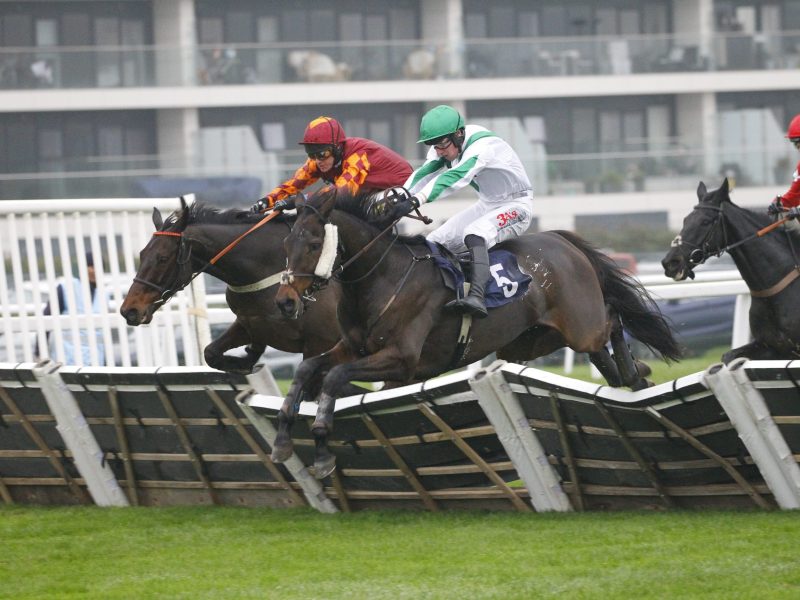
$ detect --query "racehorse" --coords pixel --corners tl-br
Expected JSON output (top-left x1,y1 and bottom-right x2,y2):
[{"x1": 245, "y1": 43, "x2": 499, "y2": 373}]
[
  {"x1": 120, "y1": 197, "x2": 341, "y2": 373},
  {"x1": 272, "y1": 189, "x2": 682, "y2": 477},
  {"x1": 662, "y1": 179, "x2": 800, "y2": 363}
]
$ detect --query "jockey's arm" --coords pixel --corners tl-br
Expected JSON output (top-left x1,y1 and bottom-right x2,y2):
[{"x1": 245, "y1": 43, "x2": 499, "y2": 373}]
[
  {"x1": 779, "y1": 162, "x2": 800, "y2": 207},
  {"x1": 415, "y1": 145, "x2": 487, "y2": 204},
  {"x1": 263, "y1": 160, "x2": 320, "y2": 206}
]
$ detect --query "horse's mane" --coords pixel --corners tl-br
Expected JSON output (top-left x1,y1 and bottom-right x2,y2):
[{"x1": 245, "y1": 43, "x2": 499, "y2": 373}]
[
  {"x1": 164, "y1": 202, "x2": 291, "y2": 229},
  {"x1": 712, "y1": 188, "x2": 800, "y2": 246},
  {"x1": 307, "y1": 188, "x2": 430, "y2": 247}
]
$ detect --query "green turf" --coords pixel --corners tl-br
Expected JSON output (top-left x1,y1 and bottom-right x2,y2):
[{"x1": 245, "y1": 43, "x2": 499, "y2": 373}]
[
  {"x1": 1, "y1": 506, "x2": 798, "y2": 599},
  {"x1": 538, "y1": 345, "x2": 731, "y2": 385}
]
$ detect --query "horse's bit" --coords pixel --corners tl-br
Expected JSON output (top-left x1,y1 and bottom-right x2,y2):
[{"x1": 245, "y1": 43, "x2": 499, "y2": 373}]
[{"x1": 133, "y1": 230, "x2": 195, "y2": 308}]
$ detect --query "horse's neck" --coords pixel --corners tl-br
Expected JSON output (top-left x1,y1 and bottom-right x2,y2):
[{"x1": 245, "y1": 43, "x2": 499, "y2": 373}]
[
  {"x1": 333, "y1": 211, "x2": 400, "y2": 281},
  {"x1": 725, "y1": 208, "x2": 798, "y2": 288},
  {"x1": 187, "y1": 222, "x2": 285, "y2": 287}
]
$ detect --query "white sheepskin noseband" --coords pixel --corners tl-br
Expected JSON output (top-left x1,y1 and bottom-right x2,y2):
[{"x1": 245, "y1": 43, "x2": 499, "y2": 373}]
[{"x1": 314, "y1": 223, "x2": 338, "y2": 278}]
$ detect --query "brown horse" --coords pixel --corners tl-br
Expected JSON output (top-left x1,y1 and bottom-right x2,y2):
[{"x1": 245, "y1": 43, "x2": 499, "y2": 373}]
[
  {"x1": 120, "y1": 197, "x2": 341, "y2": 373},
  {"x1": 272, "y1": 190, "x2": 682, "y2": 477}
]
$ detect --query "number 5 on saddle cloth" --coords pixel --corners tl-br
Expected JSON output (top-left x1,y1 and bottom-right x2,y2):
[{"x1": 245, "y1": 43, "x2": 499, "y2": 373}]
[{"x1": 427, "y1": 242, "x2": 532, "y2": 308}]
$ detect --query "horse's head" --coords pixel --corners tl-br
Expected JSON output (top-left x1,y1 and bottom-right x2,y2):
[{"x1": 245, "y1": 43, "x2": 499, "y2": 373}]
[
  {"x1": 275, "y1": 191, "x2": 339, "y2": 319},
  {"x1": 662, "y1": 179, "x2": 731, "y2": 281},
  {"x1": 120, "y1": 197, "x2": 193, "y2": 325}
]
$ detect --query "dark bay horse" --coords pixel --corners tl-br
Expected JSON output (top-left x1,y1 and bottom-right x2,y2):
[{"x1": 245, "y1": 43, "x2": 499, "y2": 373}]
[
  {"x1": 662, "y1": 179, "x2": 800, "y2": 362},
  {"x1": 273, "y1": 190, "x2": 682, "y2": 477},
  {"x1": 120, "y1": 197, "x2": 341, "y2": 373}
]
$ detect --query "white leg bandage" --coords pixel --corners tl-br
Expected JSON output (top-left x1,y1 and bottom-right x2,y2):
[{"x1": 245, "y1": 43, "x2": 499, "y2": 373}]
[{"x1": 314, "y1": 223, "x2": 338, "y2": 278}]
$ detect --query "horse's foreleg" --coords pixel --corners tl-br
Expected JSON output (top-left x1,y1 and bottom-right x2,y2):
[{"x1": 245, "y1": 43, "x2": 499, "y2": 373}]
[
  {"x1": 310, "y1": 347, "x2": 416, "y2": 479},
  {"x1": 271, "y1": 341, "x2": 352, "y2": 464},
  {"x1": 203, "y1": 319, "x2": 263, "y2": 373}
]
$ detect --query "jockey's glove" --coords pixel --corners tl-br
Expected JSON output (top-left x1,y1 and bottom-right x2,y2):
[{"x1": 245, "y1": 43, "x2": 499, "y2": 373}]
[
  {"x1": 250, "y1": 198, "x2": 269, "y2": 213},
  {"x1": 767, "y1": 197, "x2": 784, "y2": 216},
  {"x1": 273, "y1": 196, "x2": 297, "y2": 211},
  {"x1": 390, "y1": 195, "x2": 420, "y2": 220},
  {"x1": 787, "y1": 206, "x2": 800, "y2": 220}
]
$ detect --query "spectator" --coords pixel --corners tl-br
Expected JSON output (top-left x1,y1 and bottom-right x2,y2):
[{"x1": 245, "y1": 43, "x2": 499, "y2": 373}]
[{"x1": 41, "y1": 252, "x2": 108, "y2": 365}]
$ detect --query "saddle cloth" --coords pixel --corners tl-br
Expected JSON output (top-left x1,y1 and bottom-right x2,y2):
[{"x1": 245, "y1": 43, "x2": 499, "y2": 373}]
[{"x1": 425, "y1": 241, "x2": 531, "y2": 308}]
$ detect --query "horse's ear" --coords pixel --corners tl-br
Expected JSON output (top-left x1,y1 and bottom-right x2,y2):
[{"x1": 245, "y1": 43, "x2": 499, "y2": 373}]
[
  {"x1": 152, "y1": 207, "x2": 163, "y2": 230},
  {"x1": 721, "y1": 178, "x2": 730, "y2": 194},
  {"x1": 320, "y1": 191, "x2": 338, "y2": 218},
  {"x1": 696, "y1": 181, "x2": 707, "y2": 200},
  {"x1": 176, "y1": 198, "x2": 190, "y2": 231}
]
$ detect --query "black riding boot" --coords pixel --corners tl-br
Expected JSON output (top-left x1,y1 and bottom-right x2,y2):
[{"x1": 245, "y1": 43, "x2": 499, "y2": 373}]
[{"x1": 446, "y1": 234, "x2": 489, "y2": 318}]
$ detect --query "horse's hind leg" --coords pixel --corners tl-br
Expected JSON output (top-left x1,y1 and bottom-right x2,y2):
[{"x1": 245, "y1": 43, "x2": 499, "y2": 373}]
[
  {"x1": 589, "y1": 348, "x2": 623, "y2": 387},
  {"x1": 608, "y1": 310, "x2": 652, "y2": 391}
]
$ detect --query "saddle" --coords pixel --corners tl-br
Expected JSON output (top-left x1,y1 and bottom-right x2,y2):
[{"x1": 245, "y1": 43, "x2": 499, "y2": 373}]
[{"x1": 425, "y1": 241, "x2": 532, "y2": 307}]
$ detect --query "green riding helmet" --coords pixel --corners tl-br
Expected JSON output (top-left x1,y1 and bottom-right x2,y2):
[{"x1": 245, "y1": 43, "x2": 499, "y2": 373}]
[{"x1": 417, "y1": 105, "x2": 465, "y2": 144}]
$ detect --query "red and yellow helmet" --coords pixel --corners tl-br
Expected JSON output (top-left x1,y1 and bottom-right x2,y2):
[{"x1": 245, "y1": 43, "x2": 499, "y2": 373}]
[
  {"x1": 786, "y1": 114, "x2": 800, "y2": 140},
  {"x1": 300, "y1": 116, "x2": 346, "y2": 146}
]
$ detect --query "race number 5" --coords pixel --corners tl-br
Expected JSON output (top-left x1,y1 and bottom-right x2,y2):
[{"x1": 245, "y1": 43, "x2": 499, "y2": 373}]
[{"x1": 490, "y1": 263, "x2": 517, "y2": 298}]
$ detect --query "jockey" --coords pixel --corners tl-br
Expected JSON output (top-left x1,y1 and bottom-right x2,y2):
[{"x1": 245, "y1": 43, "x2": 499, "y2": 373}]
[
  {"x1": 399, "y1": 105, "x2": 534, "y2": 318},
  {"x1": 767, "y1": 113, "x2": 800, "y2": 223},
  {"x1": 251, "y1": 116, "x2": 412, "y2": 212}
]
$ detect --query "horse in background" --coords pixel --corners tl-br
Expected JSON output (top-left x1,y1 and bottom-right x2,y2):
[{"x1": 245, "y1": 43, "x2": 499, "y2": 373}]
[
  {"x1": 120, "y1": 197, "x2": 341, "y2": 373},
  {"x1": 272, "y1": 189, "x2": 682, "y2": 476},
  {"x1": 662, "y1": 178, "x2": 800, "y2": 362}
]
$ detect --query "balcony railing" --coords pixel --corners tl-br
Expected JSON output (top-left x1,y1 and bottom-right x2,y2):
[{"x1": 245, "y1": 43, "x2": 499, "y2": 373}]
[
  {"x1": 0, "y1": 141, "x2": 790, "y2": 202},
  {"x1": 1, "y1": 30, "x2": 800, "y2": 90}
]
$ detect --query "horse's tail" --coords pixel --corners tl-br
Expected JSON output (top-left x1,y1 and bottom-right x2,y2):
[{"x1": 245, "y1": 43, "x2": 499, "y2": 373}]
[{"x1": 553, "y1": 230, "x2": 683, "y2": 362}]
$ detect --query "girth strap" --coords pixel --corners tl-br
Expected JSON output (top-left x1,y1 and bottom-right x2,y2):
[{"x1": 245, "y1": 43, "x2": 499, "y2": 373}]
[
  {"x1": 227, "y1": 272, "x2": 283, "y2": 294},
  {"x1": 750, "y1": 267, "x2": 800, "y2": 298}
]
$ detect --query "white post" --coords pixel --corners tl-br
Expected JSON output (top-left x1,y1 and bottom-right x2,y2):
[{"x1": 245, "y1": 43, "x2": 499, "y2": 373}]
[
  {"x1": 470, "y1": 360, "x2": 572, "y2": 512},
  {"x1": 703, "y1": 361, "x2": 800, "y2": 509},
  {"x1": 731, "y1": 293, "x2": 752, "y2": 349},
  {"x1": 33, "y1": 361, "x2": 129, "y2": 507}
]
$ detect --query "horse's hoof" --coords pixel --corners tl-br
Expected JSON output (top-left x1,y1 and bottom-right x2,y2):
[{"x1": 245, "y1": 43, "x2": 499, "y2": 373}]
[
  {"x1": 634, "y1": 360, "x2": 652, "y2": 378},
  {"x1": 313, "y1": 455, "x2": 336, "y2": 479},
  {"x1": 630, "y1": 379, "x2": 654, "y2": 391},
  {"x1": 271, "y1": 438, "x2": 293, "y2": 463}
]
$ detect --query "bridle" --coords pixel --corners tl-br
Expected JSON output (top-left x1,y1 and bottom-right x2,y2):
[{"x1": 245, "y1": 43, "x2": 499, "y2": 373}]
[
  {"x1": 280, "y1": 202, "x2": 401, "y2": 304},
  {"x1": 134, "y1": 208, "x2": 285, "y2": 308},
  {"x1": 671, "y1": 203, "x2": 729, "y2": 268},
  {"x1": 133, "y1": 231, "x2": 196, "y2": 308}
]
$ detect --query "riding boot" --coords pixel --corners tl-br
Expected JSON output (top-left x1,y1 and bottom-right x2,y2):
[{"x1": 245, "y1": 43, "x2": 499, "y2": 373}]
[{"x1": 446, "y1": 234, "x2": 489, "y2": 318}]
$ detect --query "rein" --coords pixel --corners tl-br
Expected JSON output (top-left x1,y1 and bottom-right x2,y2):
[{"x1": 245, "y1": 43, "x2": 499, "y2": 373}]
[
  {"x1": 679, "y1": 203, "x2": 799, "y2": 298},
  {"x1": 135, "y1": 209, "x2": 285, "y2": 305}
]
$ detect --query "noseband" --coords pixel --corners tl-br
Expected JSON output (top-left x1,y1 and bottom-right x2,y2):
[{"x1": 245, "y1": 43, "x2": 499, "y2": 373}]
[
  {"x1": 672, "y1": 203, "x2": 728, "y2": 267},
  {"x1": 133, "y1": 230, "x2": 195, "y2": 308}
]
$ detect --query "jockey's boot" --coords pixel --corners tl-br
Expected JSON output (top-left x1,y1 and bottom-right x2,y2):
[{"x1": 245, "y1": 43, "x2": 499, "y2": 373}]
[{"x1": 446, "y1": 234, "x2": 489, "y2": 318}]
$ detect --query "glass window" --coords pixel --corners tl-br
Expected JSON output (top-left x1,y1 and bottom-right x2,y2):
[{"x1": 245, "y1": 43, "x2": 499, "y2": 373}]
[
  {"x1": 226, "y1": 11, "x2": 252, "y2": 43},
  {"x1": 519, "y1": 11, "x2": 539, "y2": 37},
  {"x1": 596, "y1": 9, "x2": 617, "y2": 35},
  {"x1": 368, "y1": 121, "x2": 391, "y2": 147},
  {"x1": 310, "y1": 10, "x2": 336, "y2": 42},
  {"x1": 95, "y1": 17, "x2": 121, "y2": 87},
  {"x1": 35, "y1": 19, "x2": 58, "y2": 46},
  {"x1": 38, "y1": 129, "x2": 64, "y2": 162},
  {"x1": 199, "y1": 17, "x2": 223, "y2": 45},
  {"x1": 541, "y1": 6, "x2": 568, "y2": 37},
  {"x1": 620, "y1": 10, "x2": 640, "y2": 35},
  {"x1": 488, "y1": 6, "x2": 515, "y2": 37},
  {"x1": 465, "y1": 13, "x2": 487, "y2": 38}
]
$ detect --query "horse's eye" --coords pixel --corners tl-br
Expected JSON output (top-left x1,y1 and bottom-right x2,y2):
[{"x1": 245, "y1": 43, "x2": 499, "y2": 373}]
[
  {"x1": 157, "y1": 255, "x2": 169, "y2": 264},
  {"x1": 308, "y1": 242, "x2": 322, "y2": 253}
]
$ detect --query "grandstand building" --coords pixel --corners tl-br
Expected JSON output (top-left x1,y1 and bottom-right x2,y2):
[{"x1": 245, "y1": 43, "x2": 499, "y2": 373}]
[{"x1": 1, "y1": 0, "x2": 799, "y2": 232}]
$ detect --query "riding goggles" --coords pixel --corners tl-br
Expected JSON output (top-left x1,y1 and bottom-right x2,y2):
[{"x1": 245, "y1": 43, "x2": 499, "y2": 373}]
[
  {"x1": 792, "y1": 138, "x2": 800, "y2": 148},
  {"x1": 428, "y1": 137, "x2": 454, "y2": 150},
  {"x1": 308, "y1": 148, "x2": 333, "y2": 161}
]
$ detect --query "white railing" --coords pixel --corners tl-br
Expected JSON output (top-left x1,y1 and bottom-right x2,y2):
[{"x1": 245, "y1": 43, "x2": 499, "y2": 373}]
[{"x1": 0, "y1": 196, "x2": 213, "y2": 367}]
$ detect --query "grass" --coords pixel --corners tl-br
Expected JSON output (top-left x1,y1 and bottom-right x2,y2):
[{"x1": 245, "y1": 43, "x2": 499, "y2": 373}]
[
  {"x1": 1, "y1": 506, "x2": 799, "y2": 599},
  {"x1": 537, "y1": 345, "x2": 730, "y2": 385},
  {"x1": 272, "y1": 346, "x2": 731, "y2": 394}
]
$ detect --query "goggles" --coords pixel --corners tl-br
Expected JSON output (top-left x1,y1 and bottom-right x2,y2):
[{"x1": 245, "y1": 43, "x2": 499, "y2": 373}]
[
  {"x1": 429, "y1": 137, "x2": 453, "y2": 151},
  {"x1": 792, "y1": 138, "x2": 800, "y2": 148},
  {"x1": 308, "y1": 148, "x2": 333, "y2": 161}
]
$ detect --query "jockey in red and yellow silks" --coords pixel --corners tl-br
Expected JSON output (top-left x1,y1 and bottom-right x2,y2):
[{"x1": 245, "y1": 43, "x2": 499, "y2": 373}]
[{"x1": 252, "y1": 117, "x2": 412, "y2": 212}]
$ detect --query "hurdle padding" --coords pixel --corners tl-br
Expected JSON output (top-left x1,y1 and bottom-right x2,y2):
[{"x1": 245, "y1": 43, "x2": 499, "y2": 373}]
[
  {"x1": 2, "y1": 358, "x2": 799, "y2": 511},
  {"x1": 0, "y1": 361, "x2": 307, "y2": 508}
]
